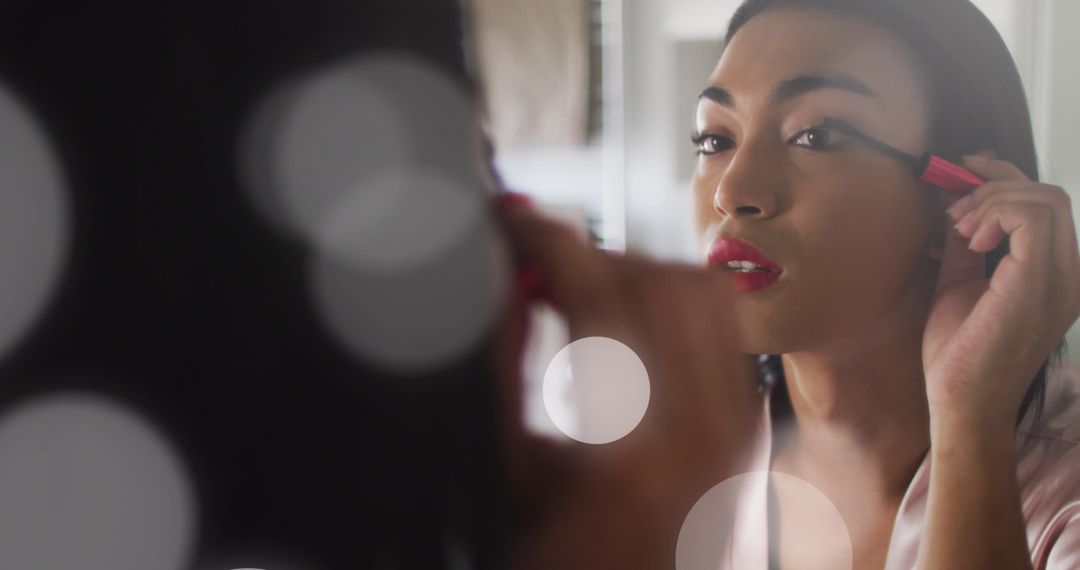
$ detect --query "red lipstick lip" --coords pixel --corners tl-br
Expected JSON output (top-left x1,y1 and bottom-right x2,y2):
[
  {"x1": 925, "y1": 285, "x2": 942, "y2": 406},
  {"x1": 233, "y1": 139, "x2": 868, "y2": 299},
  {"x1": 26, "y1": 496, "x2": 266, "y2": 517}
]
[
  {"x1": 707, "y1": 238, "x2": 782, "y2": 271},
  {"x1": 707, "y1": 238, "x2": 783, "y2": 293}
]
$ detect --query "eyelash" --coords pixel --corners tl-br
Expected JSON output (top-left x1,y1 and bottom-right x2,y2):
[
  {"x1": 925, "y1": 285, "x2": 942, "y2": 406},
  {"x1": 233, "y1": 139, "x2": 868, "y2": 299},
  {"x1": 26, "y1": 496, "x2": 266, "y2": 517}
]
[{"x1": 691, "y1": 125, "x2": 846, "y2": 156}]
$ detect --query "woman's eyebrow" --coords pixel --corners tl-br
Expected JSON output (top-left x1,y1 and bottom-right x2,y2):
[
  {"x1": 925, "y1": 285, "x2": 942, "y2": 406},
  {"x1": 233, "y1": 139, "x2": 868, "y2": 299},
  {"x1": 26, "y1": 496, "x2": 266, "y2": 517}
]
[{"x1": 698, "y1": 73, "x2": 881, "y2": 110}]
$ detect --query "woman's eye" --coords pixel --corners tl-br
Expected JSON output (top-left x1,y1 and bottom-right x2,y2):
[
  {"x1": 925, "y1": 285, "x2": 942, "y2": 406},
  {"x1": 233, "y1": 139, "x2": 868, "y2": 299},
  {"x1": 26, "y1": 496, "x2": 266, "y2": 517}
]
[
  {"x1": 790, "y1": 126, "x2": 845, "y2": 150},
  {"x1": 692, "y1": 133, "x2": 734, "y2": 155}
]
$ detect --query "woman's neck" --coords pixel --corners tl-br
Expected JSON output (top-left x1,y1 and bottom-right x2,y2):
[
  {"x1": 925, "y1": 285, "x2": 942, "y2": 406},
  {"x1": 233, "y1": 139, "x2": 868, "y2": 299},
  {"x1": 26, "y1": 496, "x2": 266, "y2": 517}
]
[{"x1": 774, "y1": 311, "x2": 932, "y2": 502}]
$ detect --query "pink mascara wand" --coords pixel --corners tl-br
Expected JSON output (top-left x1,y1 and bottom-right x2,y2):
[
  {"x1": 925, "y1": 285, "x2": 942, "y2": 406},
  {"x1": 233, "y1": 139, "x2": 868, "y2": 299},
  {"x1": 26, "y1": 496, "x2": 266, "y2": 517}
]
[{"x1": 821, "y1": 117, "x2": 986, "y2": 194}]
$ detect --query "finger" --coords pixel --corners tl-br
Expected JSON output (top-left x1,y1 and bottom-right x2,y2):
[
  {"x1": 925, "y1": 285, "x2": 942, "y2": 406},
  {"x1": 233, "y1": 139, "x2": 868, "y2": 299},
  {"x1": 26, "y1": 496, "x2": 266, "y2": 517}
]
[
  {"x1": 960, "y1": 154, "x2": 1031, "y2": 182},
  {"x1": 965, "y1": 202, "x2": 1054, "y2": 271},
  {"x1": 937, "y1": 165, "x2": 999, "y2": 287},
  {"x1": 664, "y1": 267, "x2": 759, "y2": 420},
  {"x1": 947, "y1": 180, "x2": 1032, "y2": 221},
  {"x1": 619, "y1": 264, "x2": 760, "y2": 451},
  {"x1": 491, "y1": 273, "x2": 538, "y2": 490},
  {"x1": 491, "y1": 282, "x2": 586, "y2": 519},
  {"x1": 629, "y1": 264, "x2": 739, "y2": 396},
  {"x1": 955, "y1": 184, "x2": 1078, "y2": 270},
  {"x1": 937, "y1": 216, "x2": 987, "y2": 288},
  {"x1": 957, "y1": 185, "x2": 1080, "y2": 333},
  {"x1": 498, "y1": 204, "x2": 617, "y2": 318}
]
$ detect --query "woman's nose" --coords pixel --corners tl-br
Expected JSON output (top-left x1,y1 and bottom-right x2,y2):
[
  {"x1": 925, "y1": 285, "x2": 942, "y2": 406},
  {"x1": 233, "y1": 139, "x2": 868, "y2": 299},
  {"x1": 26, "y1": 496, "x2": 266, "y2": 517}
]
[
  {"x1": 712, "y1": 150, "x2": 782, "y2": 220},
  {"x1": 715, "y1": 197, "x2": 769, "y2": 218}
]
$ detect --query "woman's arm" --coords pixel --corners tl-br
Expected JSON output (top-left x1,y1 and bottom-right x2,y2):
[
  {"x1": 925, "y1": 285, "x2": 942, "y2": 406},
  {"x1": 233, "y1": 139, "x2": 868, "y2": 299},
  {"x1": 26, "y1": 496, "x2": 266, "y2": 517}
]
[{"x1": 920, "y1": 416, "x2": 1031, "y2": 569}]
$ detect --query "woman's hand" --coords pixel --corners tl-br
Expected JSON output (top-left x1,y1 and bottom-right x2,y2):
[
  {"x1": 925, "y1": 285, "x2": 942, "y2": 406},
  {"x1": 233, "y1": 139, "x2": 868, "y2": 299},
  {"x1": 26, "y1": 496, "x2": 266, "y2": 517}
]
[
  {"x1": 492, "y1": 196, "x2": 762, "y2": 570},
  {"x1": 922, "y1": 151, "x2": 1080, "y2": 433},
  {"x1": 915, "y1": 152, "x2": 1075, "y2": 570}
]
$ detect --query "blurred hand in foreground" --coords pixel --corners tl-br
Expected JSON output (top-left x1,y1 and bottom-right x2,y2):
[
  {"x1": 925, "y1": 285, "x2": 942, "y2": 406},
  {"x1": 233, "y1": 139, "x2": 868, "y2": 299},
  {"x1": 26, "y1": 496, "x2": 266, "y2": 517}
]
[{"x1": 492, "y1": 195, "x2": 763, "y2": 570}]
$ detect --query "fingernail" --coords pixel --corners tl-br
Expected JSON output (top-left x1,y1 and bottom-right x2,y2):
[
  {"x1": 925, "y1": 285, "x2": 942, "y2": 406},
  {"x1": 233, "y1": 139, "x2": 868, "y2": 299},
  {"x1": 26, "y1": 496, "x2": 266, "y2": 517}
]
[
  {"x1": 962, "y1": 154, "x2": 989, "y2": 163},
  {"x1": 947, "y1": 195, "x2": 973, "y2": 219},
  {"x1": 498, "y1": 191, "x2": 533, "y2": 210},
  {"x1": 954, "y1": 210, "x2": 976, "y2": 234},
  {"x1": 515, "y1": 264, "x2": 547, "y2": 301}
]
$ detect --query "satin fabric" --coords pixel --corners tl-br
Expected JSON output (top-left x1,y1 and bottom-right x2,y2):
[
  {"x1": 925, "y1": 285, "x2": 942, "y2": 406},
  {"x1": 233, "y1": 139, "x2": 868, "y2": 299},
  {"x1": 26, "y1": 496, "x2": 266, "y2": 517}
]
[{"x1": 726, "y1": 362, "x2": 1080, "y2": 569}]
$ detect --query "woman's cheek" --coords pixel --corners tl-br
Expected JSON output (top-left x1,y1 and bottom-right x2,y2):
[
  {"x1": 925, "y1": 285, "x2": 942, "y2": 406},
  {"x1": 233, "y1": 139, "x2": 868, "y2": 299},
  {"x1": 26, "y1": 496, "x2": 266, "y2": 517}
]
[{"x1": 802, "y1": 197, "x2": 909, "y2": 293}]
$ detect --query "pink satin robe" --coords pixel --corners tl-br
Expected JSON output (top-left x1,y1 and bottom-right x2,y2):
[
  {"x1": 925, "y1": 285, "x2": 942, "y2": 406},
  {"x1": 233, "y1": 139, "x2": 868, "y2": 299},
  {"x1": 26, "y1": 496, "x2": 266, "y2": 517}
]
[{"x1": 721, "y1": 362, "x2": 1080, "y2": 569}]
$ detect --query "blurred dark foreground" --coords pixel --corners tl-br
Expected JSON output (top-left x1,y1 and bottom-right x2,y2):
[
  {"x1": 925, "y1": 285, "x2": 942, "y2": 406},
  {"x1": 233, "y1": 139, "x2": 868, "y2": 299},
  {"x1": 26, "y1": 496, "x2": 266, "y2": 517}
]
[{"x1": 0, "y1": 1, "x2": 505, "y2": 569}]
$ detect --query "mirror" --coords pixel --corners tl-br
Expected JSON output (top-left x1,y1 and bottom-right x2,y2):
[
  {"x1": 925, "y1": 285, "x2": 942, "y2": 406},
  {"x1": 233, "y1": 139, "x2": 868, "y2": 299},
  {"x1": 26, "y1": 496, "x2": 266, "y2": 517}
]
[{"x1": 467, "y1": 0, "x2": 1080, "y2": 353}]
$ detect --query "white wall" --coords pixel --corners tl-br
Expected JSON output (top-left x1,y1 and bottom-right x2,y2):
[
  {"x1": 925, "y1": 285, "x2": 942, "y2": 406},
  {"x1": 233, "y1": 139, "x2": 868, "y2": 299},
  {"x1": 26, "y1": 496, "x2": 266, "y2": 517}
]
[
  {"x1": 1031, "y1": 0, "x2": 1080, "y2": 357},
  {"x1": 621, "y1": 0, "x2": 736, "y2": 262}
]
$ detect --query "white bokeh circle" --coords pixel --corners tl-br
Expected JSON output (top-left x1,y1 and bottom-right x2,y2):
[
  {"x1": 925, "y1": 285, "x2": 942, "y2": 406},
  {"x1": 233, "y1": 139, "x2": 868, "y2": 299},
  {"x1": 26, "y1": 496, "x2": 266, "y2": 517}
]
[
  {"x1": 240, "y1": 51, "x2": 477, "y2": 244},
  {"x1": 198, "y1": 549, "x2": 318, "y2": 570},
  {"x1": 240, "y1": 52, "x2": 498, "y2": 375},
  {"x1": 0, "y1": 393, "x2": 196, "y2": 570},
  {"x1": 676, "y1": 471, "x2": 852, "y2": 570},
  {"x1": 311, "y1": 166, "x2": 486, "y2": 273},
  {"x1": 0, "y1": 82, "x2": 70, "y2": 365},
  {"x1": 310, "y1": 186, "x2": 509, "y2": 375},
  {"x1": 542, "y1": 336, "x2": 650, "y2": 444}
]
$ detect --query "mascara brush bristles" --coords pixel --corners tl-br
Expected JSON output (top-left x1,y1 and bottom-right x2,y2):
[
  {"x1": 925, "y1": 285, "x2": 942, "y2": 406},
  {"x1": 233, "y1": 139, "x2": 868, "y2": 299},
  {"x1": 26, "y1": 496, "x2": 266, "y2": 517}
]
[{"x1": 821, "y1": 117, "x2": 924, "y2": 171}]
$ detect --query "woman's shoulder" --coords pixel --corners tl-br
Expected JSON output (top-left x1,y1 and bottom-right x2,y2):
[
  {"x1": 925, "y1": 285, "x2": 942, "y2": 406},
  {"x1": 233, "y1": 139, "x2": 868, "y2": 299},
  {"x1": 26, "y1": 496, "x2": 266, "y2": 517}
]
[
  {"x1": 1009, "y1": 361, "x2": 1080, "y2": 562},
  {"x1": 1012, "y1": 361, "x2": 1080, "y2": 567}
]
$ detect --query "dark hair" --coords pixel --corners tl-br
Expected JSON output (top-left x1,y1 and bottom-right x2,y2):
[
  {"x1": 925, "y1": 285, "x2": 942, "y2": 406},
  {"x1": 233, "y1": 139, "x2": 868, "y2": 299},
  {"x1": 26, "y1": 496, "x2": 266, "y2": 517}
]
[{"x1": 727, "y1": 0, "x2": 1065, "y2": 428}]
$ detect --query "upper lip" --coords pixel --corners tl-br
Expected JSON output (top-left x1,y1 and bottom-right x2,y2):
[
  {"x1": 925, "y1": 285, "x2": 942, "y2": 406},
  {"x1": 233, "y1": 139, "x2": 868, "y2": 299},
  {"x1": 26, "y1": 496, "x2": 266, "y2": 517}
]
[{"x1": 707, "y1": 238, "x2": 783, "y2": 272}]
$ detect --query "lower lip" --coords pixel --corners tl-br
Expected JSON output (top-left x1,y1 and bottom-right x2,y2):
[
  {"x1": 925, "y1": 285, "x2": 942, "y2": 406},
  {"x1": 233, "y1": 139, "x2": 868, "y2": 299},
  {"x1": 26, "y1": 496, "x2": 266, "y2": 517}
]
[{"x1": 727, "y1": 270, "x2": 781, "y2": 293}]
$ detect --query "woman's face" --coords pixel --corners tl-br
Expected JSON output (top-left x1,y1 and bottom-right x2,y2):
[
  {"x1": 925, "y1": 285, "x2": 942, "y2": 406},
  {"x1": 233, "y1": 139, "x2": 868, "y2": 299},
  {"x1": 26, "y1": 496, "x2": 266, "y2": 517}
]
[{"x1": 693, "y1": 8, "x2": 942, "y2": 355}]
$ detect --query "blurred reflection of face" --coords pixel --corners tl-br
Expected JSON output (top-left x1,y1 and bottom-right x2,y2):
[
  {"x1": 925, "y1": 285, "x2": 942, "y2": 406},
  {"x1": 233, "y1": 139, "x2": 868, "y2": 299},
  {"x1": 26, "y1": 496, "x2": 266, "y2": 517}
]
[{"x1": 692, "y1": 8, "x2": 943, "y2": 355}]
